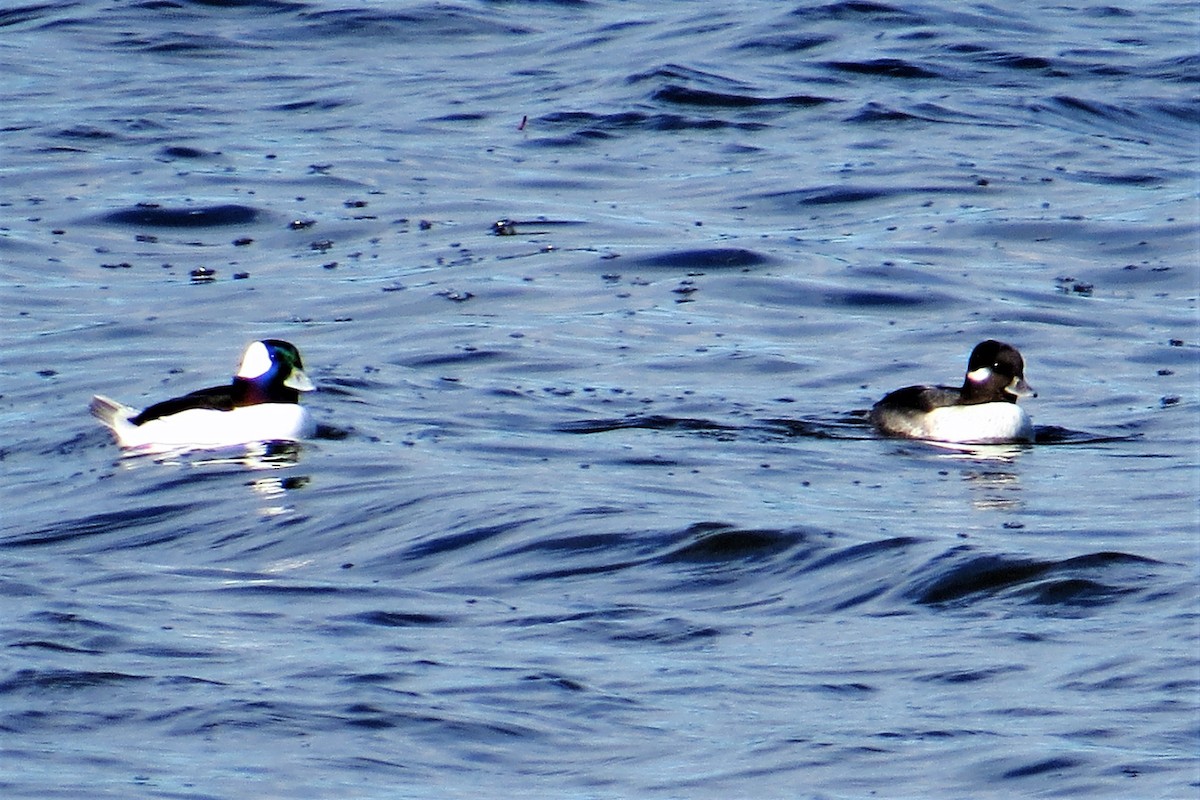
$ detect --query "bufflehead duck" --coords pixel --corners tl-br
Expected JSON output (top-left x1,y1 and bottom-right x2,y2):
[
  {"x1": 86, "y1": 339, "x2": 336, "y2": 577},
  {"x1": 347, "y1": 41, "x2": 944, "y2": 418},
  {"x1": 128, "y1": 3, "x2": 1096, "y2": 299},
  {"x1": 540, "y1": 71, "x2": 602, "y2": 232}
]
[
  {"x1": 870, "y1": 340, "x2": 1036, "y2": 444},
  {"x1": 90, "y1": 339, "x2": 317, "y2": 452}
]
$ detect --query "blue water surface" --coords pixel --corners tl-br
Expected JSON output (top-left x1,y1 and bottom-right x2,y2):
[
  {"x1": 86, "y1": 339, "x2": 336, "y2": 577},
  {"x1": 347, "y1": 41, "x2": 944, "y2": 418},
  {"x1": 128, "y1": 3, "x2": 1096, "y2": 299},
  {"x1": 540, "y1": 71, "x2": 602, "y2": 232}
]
[{"x1": 1, "y1": 1, "x2": 1197, "y2": 797}]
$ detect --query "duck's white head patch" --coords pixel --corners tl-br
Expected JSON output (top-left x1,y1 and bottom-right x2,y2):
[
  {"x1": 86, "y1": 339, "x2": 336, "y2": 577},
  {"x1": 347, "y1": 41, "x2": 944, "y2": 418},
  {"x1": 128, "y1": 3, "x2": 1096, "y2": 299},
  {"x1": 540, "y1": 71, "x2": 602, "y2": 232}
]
[
  {"x1": 966, "y1": 366, "x2": 992, "y2": 384},
  {"x1": 236, "y1": 341, "x2": 273, "y2": 380}
]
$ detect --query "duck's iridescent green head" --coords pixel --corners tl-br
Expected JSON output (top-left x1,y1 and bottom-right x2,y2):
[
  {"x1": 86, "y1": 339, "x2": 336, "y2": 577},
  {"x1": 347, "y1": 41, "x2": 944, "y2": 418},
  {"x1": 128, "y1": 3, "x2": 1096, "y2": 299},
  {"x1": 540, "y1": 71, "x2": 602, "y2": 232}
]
[{"x1": 237, "y1": 340, "x2": 315, "y2": 394}]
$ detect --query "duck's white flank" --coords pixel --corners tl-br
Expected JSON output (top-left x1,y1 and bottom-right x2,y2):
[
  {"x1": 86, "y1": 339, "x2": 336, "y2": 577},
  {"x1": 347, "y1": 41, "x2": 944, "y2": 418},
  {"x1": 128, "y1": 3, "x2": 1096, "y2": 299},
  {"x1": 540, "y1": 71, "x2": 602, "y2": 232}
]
[
  {"x1": 90, "y1": 395, "x2": 315, "y2": 453},
  {"x1": 900, "y1": 402, "x2": 1033, "y2": 444}
]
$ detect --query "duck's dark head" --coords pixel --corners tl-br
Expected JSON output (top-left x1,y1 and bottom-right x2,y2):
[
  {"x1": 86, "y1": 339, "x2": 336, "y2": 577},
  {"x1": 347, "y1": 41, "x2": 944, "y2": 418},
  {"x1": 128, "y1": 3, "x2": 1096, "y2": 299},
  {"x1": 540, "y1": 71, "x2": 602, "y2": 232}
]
[
  {"x1": 233, "y1": 339, "x2": 315, "y2": 404},
  {"x1": 961, "y1": 339, "x2": 1035, "y2": 404}
]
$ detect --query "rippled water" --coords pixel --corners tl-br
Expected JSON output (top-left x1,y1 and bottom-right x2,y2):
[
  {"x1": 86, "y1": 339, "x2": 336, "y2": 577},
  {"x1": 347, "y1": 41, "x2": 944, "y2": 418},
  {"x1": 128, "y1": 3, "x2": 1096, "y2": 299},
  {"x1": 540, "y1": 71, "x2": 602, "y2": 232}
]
[{"x1": 2, "y1": 1, "x2": 1197, "y2": 797}]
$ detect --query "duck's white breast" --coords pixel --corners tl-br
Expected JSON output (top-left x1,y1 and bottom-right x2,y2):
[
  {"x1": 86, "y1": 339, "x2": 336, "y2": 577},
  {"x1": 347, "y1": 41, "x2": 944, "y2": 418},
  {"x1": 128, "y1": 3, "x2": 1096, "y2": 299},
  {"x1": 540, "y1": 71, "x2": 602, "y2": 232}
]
[{"x1": 922, "y1": 403, "x2": 1033, "y2": 444}]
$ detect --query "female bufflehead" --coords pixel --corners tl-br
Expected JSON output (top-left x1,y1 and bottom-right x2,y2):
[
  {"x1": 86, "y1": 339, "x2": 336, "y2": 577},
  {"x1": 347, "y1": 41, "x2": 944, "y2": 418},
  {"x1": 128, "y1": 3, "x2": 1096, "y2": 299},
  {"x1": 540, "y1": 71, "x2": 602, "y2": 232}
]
[
  {"x1": 90, "y1": 339, "x2": 317, "y2": 452},
  {"x1": 870, "y1": 340, "x2": 1036, "y2": 444}
]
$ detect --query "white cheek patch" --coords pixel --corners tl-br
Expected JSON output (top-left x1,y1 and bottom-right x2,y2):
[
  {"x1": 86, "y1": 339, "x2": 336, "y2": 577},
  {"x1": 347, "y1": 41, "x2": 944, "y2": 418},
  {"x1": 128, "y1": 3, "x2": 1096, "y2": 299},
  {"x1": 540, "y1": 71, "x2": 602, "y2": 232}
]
[
  {"x1": 236, "y1": 341, "x2": 273, "y2": 379},
  {"x1": 966, "y1": 366, "x2": 992, "y2": 384}
]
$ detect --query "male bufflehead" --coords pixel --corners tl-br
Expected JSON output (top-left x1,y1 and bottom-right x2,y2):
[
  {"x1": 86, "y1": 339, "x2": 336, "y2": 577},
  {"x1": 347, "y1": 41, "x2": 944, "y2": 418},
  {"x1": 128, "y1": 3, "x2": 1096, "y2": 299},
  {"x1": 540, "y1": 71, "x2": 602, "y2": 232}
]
[
  {"x1": 870, "y1": 340, "x2": 1036, "y2": 444},
  {"x1": 90, "y1": 339, "x2": 317, "y2": 452}
]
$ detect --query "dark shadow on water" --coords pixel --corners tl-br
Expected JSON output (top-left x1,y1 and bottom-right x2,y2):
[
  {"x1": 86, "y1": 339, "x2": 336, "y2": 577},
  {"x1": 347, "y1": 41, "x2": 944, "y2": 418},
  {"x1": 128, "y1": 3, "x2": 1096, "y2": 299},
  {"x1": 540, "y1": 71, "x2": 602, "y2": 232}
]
[
  {"x1": 558, "y1": 413, "x2": 1139, "y2": 447},
  {"x1": 99, "y1": 203, "x2": 261, "y2": 228},
  {"x1": 466, "y1": 516, "x2": 1167, "y2": 618},
  {"x1": 905, "y1": 547, "x2": 1160, "y2": 610},
  {"x1": 1032, "y1": 425, "x2": 1141, "y2": 445},
  {"x1": 314, "y1": 422, "x2": 352, "y2": 441},
  {"x1": 758, "y1": 412, "x2": 875, "y2": 440},
  {"x1": 620, "y1": 248, "x2": 774, "y2": 270},
  {"x1": 555, "y1": 414, "x2": 739, "y2": 435}
]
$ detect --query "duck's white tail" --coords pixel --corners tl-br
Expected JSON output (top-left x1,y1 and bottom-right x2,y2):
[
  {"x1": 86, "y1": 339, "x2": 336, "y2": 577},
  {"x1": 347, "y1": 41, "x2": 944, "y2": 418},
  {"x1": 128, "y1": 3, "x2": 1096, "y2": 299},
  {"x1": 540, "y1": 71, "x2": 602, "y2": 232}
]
[{"x1": 90, "y1": 395, "x2": 135, "y2": 430}]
